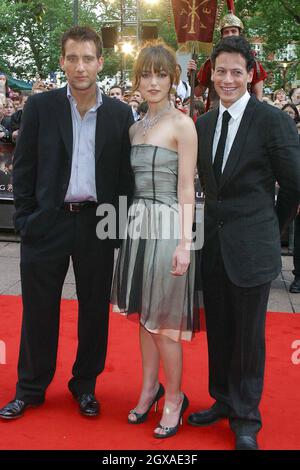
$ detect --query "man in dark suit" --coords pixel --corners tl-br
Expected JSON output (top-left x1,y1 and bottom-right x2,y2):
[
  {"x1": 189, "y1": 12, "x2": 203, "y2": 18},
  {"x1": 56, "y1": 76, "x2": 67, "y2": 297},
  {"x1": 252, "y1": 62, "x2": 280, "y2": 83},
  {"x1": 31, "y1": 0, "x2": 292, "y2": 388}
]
[
  {"x1": 188, "y1": 36, "x2": 300, "y2": 449},
  {"x1": 0, "y1": 26, "x2": 133, "y2": 420}
]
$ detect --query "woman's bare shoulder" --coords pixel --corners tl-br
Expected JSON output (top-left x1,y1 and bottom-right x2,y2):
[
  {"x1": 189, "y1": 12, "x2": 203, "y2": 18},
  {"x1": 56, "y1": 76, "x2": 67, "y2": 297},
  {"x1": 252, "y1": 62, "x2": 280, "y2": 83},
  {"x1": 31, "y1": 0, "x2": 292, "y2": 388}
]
[{"x1": 171, "y1": 108, "x2": 195, "y2": 130}]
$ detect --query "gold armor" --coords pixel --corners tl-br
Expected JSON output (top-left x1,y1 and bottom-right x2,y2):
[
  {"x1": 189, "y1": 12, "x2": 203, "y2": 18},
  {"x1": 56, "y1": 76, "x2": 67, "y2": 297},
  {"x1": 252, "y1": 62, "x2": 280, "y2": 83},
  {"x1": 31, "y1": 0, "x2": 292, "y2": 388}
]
[{"x1": 219, "y1": 13, "x2": 244, "y2": 32}]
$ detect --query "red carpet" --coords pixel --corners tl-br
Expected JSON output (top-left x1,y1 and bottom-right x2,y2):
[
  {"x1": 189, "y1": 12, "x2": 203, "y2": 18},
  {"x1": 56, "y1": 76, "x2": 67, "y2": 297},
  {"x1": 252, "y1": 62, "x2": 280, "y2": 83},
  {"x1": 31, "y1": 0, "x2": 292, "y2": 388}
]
[{"x1": 0, "y1": 295, "x2": 299, "y2": 450}]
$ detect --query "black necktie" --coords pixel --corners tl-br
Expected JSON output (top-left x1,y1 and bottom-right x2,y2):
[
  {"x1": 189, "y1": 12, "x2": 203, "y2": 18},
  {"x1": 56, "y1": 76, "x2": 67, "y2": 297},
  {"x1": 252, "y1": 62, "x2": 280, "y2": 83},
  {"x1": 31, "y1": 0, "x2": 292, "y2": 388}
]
[{"x1": 213, "y1": 110, "x2": 231, "y2": 186}]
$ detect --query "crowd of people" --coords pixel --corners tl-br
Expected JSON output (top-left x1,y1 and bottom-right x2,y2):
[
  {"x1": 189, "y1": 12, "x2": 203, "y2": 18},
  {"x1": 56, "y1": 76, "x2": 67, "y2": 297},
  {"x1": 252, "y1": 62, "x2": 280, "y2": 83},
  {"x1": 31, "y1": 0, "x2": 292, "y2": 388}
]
[
  {"x1": 0, "y1": 13, "x2": 299, "y2": 452},
  {"x1": 1, "y1": 80, "x2": 299, "y2": 152},
  {"x1": 1, "y1": 9, "x2": 299, "y2": 290}
]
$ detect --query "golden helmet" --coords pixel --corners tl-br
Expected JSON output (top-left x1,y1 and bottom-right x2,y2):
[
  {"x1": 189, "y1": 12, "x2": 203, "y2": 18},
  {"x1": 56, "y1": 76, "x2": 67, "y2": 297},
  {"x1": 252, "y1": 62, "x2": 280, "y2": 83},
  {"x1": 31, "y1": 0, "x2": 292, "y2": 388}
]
[{"x1": 219, "y1": 13, "x2": 244, "y2": 32}]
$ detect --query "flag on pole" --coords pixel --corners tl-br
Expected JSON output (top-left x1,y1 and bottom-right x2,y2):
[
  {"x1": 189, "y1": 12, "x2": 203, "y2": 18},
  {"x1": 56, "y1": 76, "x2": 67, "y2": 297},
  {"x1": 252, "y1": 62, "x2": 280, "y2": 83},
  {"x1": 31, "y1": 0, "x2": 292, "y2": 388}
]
[{"x1": 171, "y1": 0, "x2": 218, "y2": 54}]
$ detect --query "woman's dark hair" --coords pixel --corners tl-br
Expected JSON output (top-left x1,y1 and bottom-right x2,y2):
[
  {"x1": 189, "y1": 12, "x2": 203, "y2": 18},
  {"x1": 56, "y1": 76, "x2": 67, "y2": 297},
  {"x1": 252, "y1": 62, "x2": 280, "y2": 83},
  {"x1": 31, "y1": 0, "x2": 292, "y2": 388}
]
[
  {"x1": 211, "y1": 36, "x2": 255, "y2": 72},
  {"x1": 109, "y1": 85, "x2": 123, "y2": 94},
  {"x1": 282, "y1": 103, "x2": 300, "y2": 123},
  {"x1": 289, "y1": 87, "x2": 300, "y2": 101}
]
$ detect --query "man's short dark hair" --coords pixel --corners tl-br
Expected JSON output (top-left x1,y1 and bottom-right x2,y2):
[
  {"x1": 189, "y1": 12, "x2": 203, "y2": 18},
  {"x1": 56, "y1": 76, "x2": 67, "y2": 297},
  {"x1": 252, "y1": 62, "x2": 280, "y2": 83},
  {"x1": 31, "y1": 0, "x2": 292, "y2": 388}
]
[
  {"x1": 211, "y1": 36, "x2": 255, "y2": 73},
  {"x1": 109, "y1": 85, "x2": 123, "y2": 94},
  {"x1": 61, "y1": 26, "x2": 103, "y2": 58}
]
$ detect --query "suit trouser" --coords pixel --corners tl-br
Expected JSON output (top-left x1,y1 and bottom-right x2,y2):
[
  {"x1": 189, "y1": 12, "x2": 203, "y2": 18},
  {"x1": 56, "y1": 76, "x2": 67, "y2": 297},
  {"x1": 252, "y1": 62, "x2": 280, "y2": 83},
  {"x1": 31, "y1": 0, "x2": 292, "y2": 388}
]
[
  {"x1": 202, "y1": 238, "x2": 271, "y2": 435},
  {"x1": 15, "y1": 207, "x2": 114, "y2": 404}
]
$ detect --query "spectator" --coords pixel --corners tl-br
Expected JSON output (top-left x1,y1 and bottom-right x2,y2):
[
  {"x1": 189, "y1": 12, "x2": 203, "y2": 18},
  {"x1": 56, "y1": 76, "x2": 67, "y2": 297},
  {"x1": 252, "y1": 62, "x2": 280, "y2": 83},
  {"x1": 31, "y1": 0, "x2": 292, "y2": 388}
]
[
  {"x1": 0, "y1": 72, "x2": 10, "y2": 101},
  {"x1": 130, "y1": 89, "x2": 143, "y2": 104},
  {"x1": 32, "y1": 80, "x2": 47, "y2": 94},
  {"x1": 123, "y1": 90, "x2": 131, "y2": 103},
  {"x1": 187, "y1": 10, "x2": 267, "y2": 110},
  {"x1": 282, "y1": 103, "x2": 300, "y2": 128},
  {"x1": 282, "y1": 102, "x2": 300, "y2": 293},
  {"x1": 11, "y1": 91, "x2": 32, "y2": 142},
  {"x1": 128, "y1": 99, "x2": 140, "y2": 121},
  {"x1": 175, "y1": 64, "x2": 191, "y2": 102},
  {"x1": 109, "y1": 85, "x2": 124, "y2": 101},
  {"x1": 4, "y1": 98, "x2": 16, "y2": 118},
  {"x1": 273, "y1": 89, "x2": 288, "y2": 109},
  {"x1": 0, "y1": 102, "x2": 11, "y2": 142},
  {"x1": 262, "y1": 95, "x2": 274, "y2": 106},
  {"x1": 169, "y1": 87, "x2": 177, "y2": 107},
  {"x1": 175, "y1": 95, "x2": 185, "y2": 113},
  {"x1": 289, "y1": 87, "x2": 300, "y2": 113},
  {"x1": 193, "y1": 99, "x2": 205, "y2": 121},
  {"x1": 0, "y1": 99, "x2": 16, "y2": 140},
  {"x1": 137, "y1": 101, "x2": 148, "y2": 120},
  {"x1": 0, "y1": 101, "x2": 6, "y2": 124}
]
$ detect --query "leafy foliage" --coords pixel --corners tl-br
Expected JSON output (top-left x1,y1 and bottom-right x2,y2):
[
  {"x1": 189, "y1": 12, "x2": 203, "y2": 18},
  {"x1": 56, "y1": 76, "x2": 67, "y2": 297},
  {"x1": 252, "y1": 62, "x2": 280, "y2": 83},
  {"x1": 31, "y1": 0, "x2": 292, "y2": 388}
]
[
  {"x1": 0, "y1": 0, "x2": 299, "y2": 88},
  {"x1": 234, "y1": 0, "x2": 300, "y2": 87}
]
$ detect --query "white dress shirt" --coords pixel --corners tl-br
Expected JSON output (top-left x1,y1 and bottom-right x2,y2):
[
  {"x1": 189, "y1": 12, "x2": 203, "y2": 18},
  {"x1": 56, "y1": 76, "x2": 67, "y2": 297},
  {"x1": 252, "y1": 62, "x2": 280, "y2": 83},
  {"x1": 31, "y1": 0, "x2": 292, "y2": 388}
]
[
  {"x1": 176, "y1": 80, "x2": 191, "y2": 101},
  {"x1": 65, "y1": 85, "x2": 102, "y2": 202},
  {"x1": 212, "y1": 91, "x2": 251, "y2": 172}
]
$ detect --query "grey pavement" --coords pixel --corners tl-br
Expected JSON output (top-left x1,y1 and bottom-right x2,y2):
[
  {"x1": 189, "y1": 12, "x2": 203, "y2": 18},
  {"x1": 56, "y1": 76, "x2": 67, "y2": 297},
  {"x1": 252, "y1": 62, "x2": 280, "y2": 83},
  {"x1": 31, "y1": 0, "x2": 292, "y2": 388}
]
[{"x1": 0, "y1": 241, "x2": 299, "y2": 313}]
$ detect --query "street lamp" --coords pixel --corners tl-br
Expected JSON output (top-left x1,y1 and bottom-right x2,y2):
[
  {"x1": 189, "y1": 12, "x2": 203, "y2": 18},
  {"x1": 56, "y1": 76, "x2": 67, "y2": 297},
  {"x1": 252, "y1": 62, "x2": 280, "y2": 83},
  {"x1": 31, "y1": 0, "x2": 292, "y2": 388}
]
[
  {"x1": 107, "y1": 0, "x2": 159, "y2": 83},
  {"x1": 281, "y1": 58, "x2": 289, "y2": 90},
  {"x1": 121, "y1": 42, "x2": 135, "y2": 55}
]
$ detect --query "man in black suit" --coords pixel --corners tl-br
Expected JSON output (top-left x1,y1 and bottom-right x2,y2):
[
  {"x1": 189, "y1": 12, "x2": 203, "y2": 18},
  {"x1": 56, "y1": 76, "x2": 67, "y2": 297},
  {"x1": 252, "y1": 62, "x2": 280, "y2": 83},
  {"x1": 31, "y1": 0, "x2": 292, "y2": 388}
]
[
  {"x1": 0, "y1": 26, "x2": 133, "y2": 419},
  {"x1": 188, "y1": 36, "x2": 300, "y2": 449}
]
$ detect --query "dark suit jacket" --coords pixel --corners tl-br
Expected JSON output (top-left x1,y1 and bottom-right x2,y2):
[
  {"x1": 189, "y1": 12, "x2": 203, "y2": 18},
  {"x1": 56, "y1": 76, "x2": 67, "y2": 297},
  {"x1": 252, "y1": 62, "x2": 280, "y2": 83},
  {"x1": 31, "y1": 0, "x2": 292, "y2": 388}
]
[
  {"x1": 13, "y1": 86, "x2": 134, "y2": 242},
  {"x1": 196, "y1": 95, "x2": 300, "y2": 287}
]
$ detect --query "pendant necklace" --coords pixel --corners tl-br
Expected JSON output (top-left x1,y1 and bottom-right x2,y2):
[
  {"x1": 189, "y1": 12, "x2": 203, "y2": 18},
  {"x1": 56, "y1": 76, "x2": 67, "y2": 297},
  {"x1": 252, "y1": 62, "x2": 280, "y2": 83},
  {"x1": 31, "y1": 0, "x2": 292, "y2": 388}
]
[{"x1": 142, "y1": 102, "x2": 171, "y2": 136}]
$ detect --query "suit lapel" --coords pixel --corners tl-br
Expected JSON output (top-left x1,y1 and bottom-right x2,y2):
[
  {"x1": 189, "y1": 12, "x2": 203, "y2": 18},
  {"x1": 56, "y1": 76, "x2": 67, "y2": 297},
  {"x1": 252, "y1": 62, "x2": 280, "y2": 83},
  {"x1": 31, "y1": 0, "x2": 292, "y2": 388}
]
[
  {"x1": 95, "y1": 95, "x2": 108, "y2": 164},
  {"x1": 219, "y1": 96, "x2": 258, "y2": 190},
  {"x1": 202, "y1": 108, "x2": 219, "y2": 191},
  {"x1": 55, "y1": 86, "x2": 73, "y2": 161},
  {"x1": 55, "y1": 88, "x2": 109, "y2": 165}
]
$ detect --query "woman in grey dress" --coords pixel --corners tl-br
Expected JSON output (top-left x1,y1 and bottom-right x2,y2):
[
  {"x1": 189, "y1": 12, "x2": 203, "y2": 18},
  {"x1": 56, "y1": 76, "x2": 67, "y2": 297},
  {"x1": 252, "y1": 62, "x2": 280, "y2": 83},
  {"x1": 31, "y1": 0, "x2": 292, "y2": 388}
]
[{"x1": 111, "y1": 42, "x2": 198, "y2": 438}]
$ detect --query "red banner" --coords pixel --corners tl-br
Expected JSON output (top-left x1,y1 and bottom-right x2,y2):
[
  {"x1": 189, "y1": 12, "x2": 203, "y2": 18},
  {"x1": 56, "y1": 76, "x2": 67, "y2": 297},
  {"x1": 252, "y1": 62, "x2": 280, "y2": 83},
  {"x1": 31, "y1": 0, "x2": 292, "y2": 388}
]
[{"x1": 171, "y1": 0, "x2": 218, "y2": 52}]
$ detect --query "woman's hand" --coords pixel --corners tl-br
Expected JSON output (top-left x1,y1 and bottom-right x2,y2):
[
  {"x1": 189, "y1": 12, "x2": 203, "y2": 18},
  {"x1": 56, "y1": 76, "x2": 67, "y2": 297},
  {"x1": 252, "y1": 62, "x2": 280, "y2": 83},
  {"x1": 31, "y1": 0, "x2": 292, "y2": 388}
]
[{"x1": 170, "y1": 244, "x2": 191, "y2": 276}]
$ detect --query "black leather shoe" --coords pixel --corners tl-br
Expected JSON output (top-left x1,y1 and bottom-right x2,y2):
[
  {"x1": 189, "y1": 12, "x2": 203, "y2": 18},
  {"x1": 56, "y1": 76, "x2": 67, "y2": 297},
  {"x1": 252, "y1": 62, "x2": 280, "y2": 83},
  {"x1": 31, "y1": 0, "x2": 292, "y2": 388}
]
[
  {"x1": 73, "y1": 393, "x2": 100, "y2": 417},
  {"x1": 188, "y1": 402, "x2": 229, "y2": 426},
  {"x1": 235, "y1": 434, "x2": 259, "y2": 450},
  {"x1": 0, "y1": 399, "x2": 43, "y2": 420},
  {"x1": 289, "y1": 277, "x2": 300, "y2": 293}
]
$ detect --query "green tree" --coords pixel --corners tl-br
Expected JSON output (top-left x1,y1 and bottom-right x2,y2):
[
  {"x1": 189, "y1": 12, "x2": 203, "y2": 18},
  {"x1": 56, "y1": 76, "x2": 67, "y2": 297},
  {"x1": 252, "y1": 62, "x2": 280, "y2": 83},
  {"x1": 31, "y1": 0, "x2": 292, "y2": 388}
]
[
  {"x1": 235, "y1": 0, "x2": 300, "y2": 54},
  {"x1": 2, "y1": 0, "x2": 298, "y2": 86},
  {"x1": 0, "y1": 0, "x2": 104, "y2": 78},
  {"x1": 234, "y1": 0, "x2": 300, "y2": 88}
]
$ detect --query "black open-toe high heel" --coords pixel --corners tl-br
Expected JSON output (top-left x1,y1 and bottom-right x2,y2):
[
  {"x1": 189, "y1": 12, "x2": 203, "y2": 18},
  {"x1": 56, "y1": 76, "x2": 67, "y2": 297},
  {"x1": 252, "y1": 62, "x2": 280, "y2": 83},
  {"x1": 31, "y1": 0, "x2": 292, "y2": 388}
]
[
  {"x1": 153, "y1": 393, "x2": 189, "y2": 439},
  {"x1": 128, "y1": 383, "x2": 165, "y2": 424}
]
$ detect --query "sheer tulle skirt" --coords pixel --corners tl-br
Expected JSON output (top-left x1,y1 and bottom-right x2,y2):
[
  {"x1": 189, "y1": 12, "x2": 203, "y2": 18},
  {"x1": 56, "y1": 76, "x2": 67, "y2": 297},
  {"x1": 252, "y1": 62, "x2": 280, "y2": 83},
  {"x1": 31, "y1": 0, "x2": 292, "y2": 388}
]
[{"x1": 111, "y1": 197, "x2": 200, "y2": 341}]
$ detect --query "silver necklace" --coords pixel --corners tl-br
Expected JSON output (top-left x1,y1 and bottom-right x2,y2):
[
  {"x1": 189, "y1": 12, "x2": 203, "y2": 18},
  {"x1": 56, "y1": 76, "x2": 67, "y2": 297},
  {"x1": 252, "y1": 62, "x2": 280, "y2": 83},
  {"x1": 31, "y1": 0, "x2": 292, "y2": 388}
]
[{"x1": 142, "y1": 102, "x2": 171, "y2": 136}]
